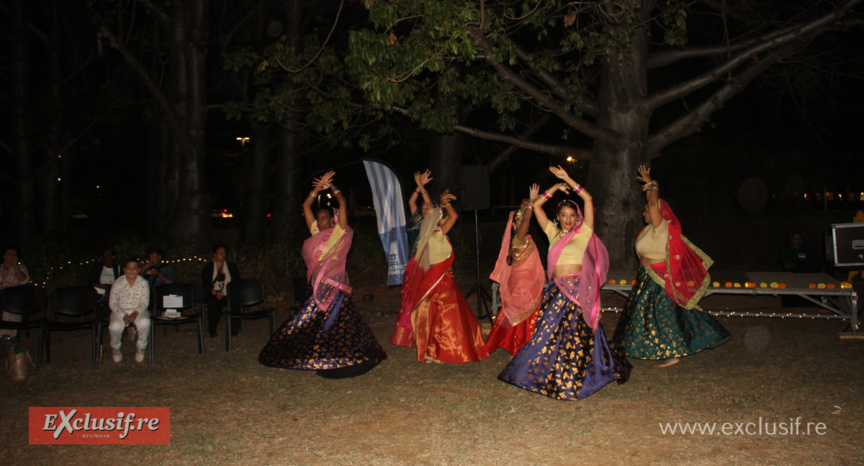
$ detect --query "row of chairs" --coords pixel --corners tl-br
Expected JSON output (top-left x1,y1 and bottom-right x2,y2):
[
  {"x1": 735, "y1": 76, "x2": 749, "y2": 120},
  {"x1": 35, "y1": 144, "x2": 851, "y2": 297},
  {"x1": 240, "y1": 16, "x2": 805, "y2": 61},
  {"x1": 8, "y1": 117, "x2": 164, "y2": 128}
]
[{"x1": 0, "y1": 279, "x2": 278, "y2": 369}]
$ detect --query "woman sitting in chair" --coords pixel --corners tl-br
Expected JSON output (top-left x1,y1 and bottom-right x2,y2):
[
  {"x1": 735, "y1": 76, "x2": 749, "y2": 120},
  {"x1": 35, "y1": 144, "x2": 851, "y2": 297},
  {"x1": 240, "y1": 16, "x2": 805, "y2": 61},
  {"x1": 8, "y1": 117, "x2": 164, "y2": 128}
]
[
  {"x1": 258, "y1": 171, "x2": 387, "y2": 378},
  {"x1": 108, "y1": 260, "x2": 150, "y2": 363}
]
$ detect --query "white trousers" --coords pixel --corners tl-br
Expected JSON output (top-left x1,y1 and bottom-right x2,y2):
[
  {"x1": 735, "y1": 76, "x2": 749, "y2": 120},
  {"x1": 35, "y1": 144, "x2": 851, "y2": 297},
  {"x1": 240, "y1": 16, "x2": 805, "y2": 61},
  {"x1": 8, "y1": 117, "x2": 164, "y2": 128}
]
[{"x1": 109, "y1": 310, "x2": 150, "y2": 350}]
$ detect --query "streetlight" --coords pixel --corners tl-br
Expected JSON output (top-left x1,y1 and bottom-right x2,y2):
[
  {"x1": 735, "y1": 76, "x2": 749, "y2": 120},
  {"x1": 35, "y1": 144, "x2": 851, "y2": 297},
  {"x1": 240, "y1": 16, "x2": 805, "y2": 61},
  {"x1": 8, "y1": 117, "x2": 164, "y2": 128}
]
[{"x1": 236, "y1": 136, "x2": 251, "y2": 149}]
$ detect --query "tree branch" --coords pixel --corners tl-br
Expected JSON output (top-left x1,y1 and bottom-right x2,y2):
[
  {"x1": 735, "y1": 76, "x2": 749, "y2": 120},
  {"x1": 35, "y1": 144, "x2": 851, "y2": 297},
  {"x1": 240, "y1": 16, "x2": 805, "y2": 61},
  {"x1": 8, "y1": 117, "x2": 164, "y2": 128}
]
[
  {"x1": 96, "y1": 26, "x2": 196, "y2": 155},
  {"x1": 512, "y1": 44, "x2": 600, "y2": 117},
  {"x1": 645, "y1": 0, "x2": 864, "y2": 111},
  {"x1": 454, "y1": 123, "x2": 593, "y2": 159},
  {"x1": 646, "y1": 48, "x2": 786, "y2": 157},
  {"x1": 138, "y1": 0, "x2": 173, "y2": 26},
  {"x1": 466, "y1": 25, "x2": 622, "y2": 145},
  {"x1": 487, "y1": 114, "x2": 552, "y2": 170}
]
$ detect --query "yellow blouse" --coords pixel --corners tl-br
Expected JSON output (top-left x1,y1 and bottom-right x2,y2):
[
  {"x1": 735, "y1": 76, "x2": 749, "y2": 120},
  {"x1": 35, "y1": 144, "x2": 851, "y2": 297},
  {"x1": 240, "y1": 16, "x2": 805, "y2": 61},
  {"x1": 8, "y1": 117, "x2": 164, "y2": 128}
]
[
  {"x1": 310, "y1": 222, "x2": 347, "y2": 257},
  {"x1": 635, "y1": 220, "x2": 669, "y2": 260},
  {"x1": 544, "y1": 223, "x2": 593, "y2": 266}
]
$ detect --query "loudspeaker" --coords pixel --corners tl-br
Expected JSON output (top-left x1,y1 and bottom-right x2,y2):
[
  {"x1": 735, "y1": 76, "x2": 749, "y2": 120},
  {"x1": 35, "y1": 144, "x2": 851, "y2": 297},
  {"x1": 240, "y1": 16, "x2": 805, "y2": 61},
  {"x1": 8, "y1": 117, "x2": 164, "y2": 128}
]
[
  {"x1": 826, "y1": 223, "x2": 864, "y2": 266},
  {"x1": 459, "y1": 165, "x2": 490, "y2": 211}
]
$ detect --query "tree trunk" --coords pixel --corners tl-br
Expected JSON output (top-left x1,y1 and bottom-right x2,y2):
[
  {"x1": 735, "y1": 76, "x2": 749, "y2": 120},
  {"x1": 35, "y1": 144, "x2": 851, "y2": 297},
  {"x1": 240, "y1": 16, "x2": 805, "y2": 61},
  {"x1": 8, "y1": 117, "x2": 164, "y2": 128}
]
[
  {"x1": 10, "y1": 0, "x2": 35, "y2": 242},
  {"x1": 590, "y1": 10, "x2": 652, "y2": 271},
  {"x1": 242, "y1": 122, "x2": 271, "y2": 244}
]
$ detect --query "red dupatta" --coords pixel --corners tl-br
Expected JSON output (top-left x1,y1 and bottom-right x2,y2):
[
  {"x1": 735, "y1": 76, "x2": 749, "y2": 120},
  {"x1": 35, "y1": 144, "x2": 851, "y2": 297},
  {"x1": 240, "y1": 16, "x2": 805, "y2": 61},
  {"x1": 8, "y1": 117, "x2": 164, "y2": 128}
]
[
  {"x1": 489, "y1": 211, "x2": 545, "y2": 328},
  {"x1": 640, "y1": 199, "x2": 713, "y2": 310}
]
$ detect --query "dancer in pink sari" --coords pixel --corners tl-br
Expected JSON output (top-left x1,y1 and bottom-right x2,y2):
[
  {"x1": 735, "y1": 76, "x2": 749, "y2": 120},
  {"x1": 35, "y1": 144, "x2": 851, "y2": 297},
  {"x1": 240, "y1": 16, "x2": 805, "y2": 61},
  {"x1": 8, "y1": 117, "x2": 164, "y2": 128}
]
[
  {"x1": 499, "y1": 166, "x2": 630, "y2": 400},
  {"x1": 259, "y1": 171, "x2": 386, "y2": 378},
  {"x1": 391, "y1": 188, "x2": 488, "y2": 364},
  {"x1": 484, "y1": 184, "x2": 545, "y2": 356}
]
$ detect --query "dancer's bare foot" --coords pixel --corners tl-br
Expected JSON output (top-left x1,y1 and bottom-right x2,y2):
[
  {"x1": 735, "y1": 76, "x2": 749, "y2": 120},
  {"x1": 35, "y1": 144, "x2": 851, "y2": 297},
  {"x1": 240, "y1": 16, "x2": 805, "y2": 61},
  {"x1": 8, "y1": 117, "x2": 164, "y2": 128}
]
[
  {"x1": 423, "y1": 355, "x2": 442, "y2": 364},
  {"x1": 657, "y1": 358, "x2": 680, "y2": 368}
]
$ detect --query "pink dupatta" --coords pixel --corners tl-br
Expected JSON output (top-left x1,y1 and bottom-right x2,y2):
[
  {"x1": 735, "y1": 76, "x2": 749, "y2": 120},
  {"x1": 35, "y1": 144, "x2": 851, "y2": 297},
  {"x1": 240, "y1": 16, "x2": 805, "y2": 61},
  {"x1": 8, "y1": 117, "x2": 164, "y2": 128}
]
[
  {"x1": 489, "y1": 211, "x2": 545, "y2": 328},
  {"x1": 546, "y1": 205, "x2": 609, "y2": 330},
  {"x1": 641, "y1": 200, "x2": 712, "y2": 310},
  {"x1": 301, "y1": 221, "x2": 354, "y2": 312}
]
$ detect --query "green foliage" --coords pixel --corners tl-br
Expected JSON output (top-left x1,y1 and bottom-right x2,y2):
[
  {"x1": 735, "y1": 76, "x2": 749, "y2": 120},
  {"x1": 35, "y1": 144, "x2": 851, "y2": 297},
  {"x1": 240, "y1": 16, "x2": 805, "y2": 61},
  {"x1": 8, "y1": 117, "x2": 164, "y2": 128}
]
[{"x1": 659, "y1": 0, "x2": 690, "y2": 47}]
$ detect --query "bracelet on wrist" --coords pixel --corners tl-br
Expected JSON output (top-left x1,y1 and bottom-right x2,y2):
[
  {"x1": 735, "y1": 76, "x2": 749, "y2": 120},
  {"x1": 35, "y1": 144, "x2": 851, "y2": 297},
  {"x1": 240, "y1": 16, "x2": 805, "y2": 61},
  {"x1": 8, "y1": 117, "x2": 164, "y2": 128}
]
[
  {"x1": 542, "y1": 192, "x2": 552, "y2": 201},
  {"x1": 574, "y1": 185, "x2": 584, "y2": 194},
  {"x1": 333, "y1": 189, "x2": 341, "y2": 195},
  {"x1": 440, "y1": 203, "x2": 451, "y2": 208},
  {"x1": 308, "y1": 192, "x2": 317, "y2": 198}
]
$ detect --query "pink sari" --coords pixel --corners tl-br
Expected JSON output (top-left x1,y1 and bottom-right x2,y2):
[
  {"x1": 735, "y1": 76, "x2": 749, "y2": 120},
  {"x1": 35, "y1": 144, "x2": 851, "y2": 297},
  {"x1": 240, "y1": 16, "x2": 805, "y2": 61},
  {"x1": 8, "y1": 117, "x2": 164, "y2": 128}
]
[
  {"x1": 301, "y1": 223, "x2": 353, "y2": 314},
  {"x1": 546, "y1": 207, "x2": 609, "y2": 330},
  {"x1": 489, "y1": 211, "x2": 545, "y2": 328},
  {"x1": 640, "y1": 200, "x2": 712, "y2": 310}
]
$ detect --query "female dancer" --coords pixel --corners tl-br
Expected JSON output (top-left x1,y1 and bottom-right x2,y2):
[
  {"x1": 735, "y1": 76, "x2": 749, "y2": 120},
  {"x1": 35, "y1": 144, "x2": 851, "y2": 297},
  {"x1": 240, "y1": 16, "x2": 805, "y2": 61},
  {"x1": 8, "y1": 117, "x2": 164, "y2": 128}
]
[
  {"x1": 499, "y1": 166, "x2": 630, "y2": 400},
  {"x1": 483, "y1": 184, "x2": 545, "y2": 356},
  {"x1": 612, "y1": 166, "x2": 729, "y2": 367},
  {"x1": 259, "y1": 171, "x2": 387, "y2": 377},
  {"x1": 392, "y1": 188, "x2": 488, "y2": 363},
  {"x1": 405, "y1": 169, "x2": 435, "y2": 255},
  {"x1": 390, "y1": 169, "x2": 435, "y2": 347}
]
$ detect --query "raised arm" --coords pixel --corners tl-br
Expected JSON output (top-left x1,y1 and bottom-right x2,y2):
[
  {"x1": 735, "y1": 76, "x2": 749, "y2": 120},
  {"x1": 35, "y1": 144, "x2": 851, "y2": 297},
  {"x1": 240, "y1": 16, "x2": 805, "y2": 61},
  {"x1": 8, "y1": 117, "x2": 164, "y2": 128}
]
[
  {"x1": 532, "y1": 181, "x2": 570, "y2": 231},
  {"x1": 408, "y1": 169, "x2": 434, "y2": 215},
  {"x1": 438, "y1": 189, "x2": 458, "y2": 235},
  {"x1": 550, "y1": 165, "x2": 593, "y2": 230},
  {"x1": 329, "y1": 178, "x2": 349, "y2": 230},
  {"x1": 303, "y1": 171, "x2": 334, "y2": 230},
  {"x1": 514, "y1": 183, "x2": 540, "y2": 242},
  {"x1": 638, "y1": 165, "x2": 662, "y2": 228}
]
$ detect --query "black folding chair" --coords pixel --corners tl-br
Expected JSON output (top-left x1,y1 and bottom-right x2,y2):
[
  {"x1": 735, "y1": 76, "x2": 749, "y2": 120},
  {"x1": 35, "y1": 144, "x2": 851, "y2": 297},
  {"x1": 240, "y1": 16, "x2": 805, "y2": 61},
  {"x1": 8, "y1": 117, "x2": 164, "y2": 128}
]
[
  {"x1": 44, "y1": 286, "x2": 100, "y2": 369},
  {"x1": 149, "y1": 283, "x2": 205, "y2": 363},
  {"x1": 0, "y1": 284, "x2": 46, "y2": 370},
  {"x1": 225, "y1": 279, "x2": 277, "y2": 359}
]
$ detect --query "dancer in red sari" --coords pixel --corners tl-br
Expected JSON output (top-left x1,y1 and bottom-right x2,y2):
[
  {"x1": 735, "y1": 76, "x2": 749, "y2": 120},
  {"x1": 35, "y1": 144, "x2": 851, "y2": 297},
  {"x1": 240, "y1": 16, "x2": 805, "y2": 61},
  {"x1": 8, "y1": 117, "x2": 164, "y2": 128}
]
[
  {"x1": 391, "y1": 189, "x2": 488, "y2": 363},
  {"x1": 259, "y1": 171, "x2": 386, "y2": 378},
  {"x1": 484, "y1": 183, "x2": 545, "y2": 356}
]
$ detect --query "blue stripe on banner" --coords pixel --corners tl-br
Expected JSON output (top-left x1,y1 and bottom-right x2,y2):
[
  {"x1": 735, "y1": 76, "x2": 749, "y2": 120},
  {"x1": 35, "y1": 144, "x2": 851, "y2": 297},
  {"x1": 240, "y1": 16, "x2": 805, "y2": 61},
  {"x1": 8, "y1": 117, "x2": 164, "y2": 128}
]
[{"x1": 363, "y1": 160, "x2": 410, "y2": 286}]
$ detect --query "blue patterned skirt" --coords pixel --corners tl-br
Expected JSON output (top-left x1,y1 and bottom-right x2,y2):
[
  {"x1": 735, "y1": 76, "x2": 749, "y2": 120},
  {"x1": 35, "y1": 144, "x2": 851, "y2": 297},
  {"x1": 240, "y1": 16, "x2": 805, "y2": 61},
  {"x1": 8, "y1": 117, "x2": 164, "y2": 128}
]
[
  {"x1": 258, "y1": 289, "x2": 387, "y2": 371},
  {"x1": 498, "y1": 280, "x2": 631, "y2": 400},
  {"x1": 612, "y1": 267, "x2": 730, "y2": 359}
]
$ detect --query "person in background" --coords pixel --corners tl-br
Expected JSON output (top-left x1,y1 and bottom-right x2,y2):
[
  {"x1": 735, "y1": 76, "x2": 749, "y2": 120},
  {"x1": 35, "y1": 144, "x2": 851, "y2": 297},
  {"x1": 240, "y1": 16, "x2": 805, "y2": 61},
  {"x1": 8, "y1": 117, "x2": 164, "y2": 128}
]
[
  {"x1": 612, "y1": 166, "x2": 730, "y2": 368},
  {"x1": 0, "y1": 246, "x2": 30, "y2": 337},
  {"x1": 88, "y1": 248, "x2": 122, "y2": 320},
  {"x1": 499, "y1": 166, "x2": 630, "y2": 400},
  {"x1": 108, "y1": 260, "x2": 150, "y2": 363},
  {"x1": 142, "y1": 246, "x2": 174, "y2": 307},
  {"x1": 779, "y1": 229, "x2": 821, "y2": 273},
  {"x1": 484, "y1": 183, "x2": 545, "y2": 356},
  {"x1": 201, "y1": 244, "x2": 241, "y2": 338}
]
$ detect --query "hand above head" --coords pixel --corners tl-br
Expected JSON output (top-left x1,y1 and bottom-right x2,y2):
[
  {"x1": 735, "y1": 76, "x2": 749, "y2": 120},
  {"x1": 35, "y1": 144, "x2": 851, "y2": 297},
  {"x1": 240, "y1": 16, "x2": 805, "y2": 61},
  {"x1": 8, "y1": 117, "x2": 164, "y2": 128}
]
[
  {"x1": 529, "y1": 183, "x2": 540, "y2": 202},
  {"x1": 440, "y1": 189, "x2": 457, "y2": 205},
  {"x1": 552, "y1": 182, "x2": 571, "y2": 194},
  {"x1": 418, "y1": 169, "x2": 432, "y2": 186},
  {"x1": 637, "y1": 165, "x2": 654, "y2": 190},
  {"x1": 549, "y1": 165, "x2": 572, "y2": 181}
]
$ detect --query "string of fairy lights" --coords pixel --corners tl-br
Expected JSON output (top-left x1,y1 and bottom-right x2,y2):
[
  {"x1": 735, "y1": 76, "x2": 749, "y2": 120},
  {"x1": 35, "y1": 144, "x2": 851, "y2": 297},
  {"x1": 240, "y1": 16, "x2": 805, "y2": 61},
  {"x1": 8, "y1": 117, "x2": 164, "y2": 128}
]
[
  {"x1": 598, "y1": 279, "x2": 859, "y2": 329},
  {"x1": 37, "y1": 256, "x2": 209, "y2": 288}
]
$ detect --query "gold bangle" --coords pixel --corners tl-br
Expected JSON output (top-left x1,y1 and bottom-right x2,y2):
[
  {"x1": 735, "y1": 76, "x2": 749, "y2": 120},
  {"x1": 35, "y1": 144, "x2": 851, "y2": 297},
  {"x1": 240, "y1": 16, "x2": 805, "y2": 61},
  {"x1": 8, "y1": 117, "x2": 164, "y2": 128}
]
[
  {"x1": 308, "y1": 192, "x2": 317, "y2": 198},
  {"x1": 333, "y1": 189, "x2": 341, "y2": 195},
  {"x1": 440, "y1": 203, "x2": 451, "y2": 208}
]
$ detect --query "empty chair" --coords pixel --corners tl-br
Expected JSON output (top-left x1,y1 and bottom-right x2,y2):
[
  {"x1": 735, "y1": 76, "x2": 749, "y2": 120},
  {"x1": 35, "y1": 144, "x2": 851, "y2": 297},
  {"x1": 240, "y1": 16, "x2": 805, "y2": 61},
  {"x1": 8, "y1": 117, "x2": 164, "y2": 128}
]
[
  {"x1": 225, "y1": 279, "x2": 276, "y2": 359},
  {"x1": 0, "y1": 284, "x2": 46, "y2": 369},
  {"x1": 44, "y1": 286, "x2": 100, "y2": 368},
  {"x1": 149, "y1": 283, "x2": 205, "y2": 363}
]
